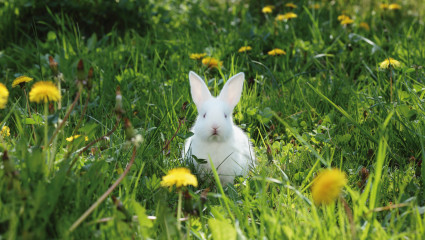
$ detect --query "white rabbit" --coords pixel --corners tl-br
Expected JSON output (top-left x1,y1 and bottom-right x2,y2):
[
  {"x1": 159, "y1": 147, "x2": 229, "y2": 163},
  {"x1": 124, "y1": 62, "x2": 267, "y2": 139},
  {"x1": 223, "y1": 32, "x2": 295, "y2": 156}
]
[{"x1": 184, "y1": 71, "x2": 256, "y2": 184}]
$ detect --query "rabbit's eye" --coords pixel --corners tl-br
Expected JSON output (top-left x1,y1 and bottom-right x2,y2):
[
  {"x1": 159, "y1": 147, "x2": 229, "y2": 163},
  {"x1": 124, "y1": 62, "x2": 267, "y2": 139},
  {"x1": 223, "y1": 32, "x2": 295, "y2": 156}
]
[
  {"x1": 224, "y1": 113, "x2": 227, "y2": 118},
  {"x1": 203, "y1": 113, "x2": 206, "y2": 118}
]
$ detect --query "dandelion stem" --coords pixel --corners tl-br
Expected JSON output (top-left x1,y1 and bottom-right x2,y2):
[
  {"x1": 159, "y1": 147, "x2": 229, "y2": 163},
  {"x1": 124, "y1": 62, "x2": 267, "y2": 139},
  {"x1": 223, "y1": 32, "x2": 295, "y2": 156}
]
[
  {"x1": 68, "y1": 146, "x2": 137, "y2": 233},
  {"x1": 48, "y1": 87, "x2": 81, "y2": 146},
  {"x1": 177, "y1": 190, "x2": 183, "y2": 232},
  {"x1": 44, "y1": 101, "x2": 49, "y2": 172}
]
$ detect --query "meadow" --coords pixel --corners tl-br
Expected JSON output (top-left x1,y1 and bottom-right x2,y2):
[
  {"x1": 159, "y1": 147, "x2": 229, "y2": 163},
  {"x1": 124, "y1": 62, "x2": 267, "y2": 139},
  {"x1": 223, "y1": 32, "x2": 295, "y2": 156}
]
[{"x1": 1, "y1": 0, "x2": 425, "y2": 239}]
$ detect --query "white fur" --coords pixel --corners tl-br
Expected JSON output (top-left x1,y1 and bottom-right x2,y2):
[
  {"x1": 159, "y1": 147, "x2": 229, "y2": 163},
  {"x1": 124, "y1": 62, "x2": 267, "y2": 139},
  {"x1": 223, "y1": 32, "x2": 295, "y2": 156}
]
[{"x1": 184, "y1": 71, "x2": 256, "y2": 184}]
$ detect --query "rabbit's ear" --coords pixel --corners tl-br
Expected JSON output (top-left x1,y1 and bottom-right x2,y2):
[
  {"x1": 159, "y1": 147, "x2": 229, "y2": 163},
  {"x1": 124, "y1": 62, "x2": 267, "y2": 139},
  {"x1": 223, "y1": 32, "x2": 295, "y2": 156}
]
[
  {"x1": 189, "y1": 71, "x2": 212, "y2": 109},
  {"x1": 218, "y1": 72, "x2": 244, "y2": 110}
]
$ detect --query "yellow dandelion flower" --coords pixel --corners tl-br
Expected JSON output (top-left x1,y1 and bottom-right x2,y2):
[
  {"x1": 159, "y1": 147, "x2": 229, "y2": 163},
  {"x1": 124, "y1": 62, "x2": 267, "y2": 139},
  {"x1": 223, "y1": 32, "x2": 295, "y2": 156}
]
[
  {"x1": 12, "y1": 76, "x2": 33, "y2": 88},
  {"x1": 190, "y1": 53, "x2": 207, "y2": 60},
  {"x1": 85, "y1": 136, "x2": 89, "y2": 141},
  {"x1": 238, "y1": 46, "x2": 252, "y2": 53},
  {"x1": 285, "y1": 3, "x2": 297, "y2": 8},
  {"x1": 262, "y1": 5, "x2": 274, "y2": 14},
  {"x1": 311, "y1": 169, "x2": 347, "y2": 205},
  {"x1": 0, "y1": 83, "x2": 9, "y2": 109},
  {"x1": 29, "y1": 81, "x2": 61, "y2": 103},
  {"x1": 284, "y1": 12, "x2": 298, "y2": 19},
  {"x1": 268, "y1": 48, "x2": 286, "y2": 56},
  {"x1": 337, "y1": 14, "x2": 350, "y2": 21},
  {"x1": 359, "y1": 22, "x2": 370, "y2": 31},
  {"x1": 380, "y1": 3, "x2": 389, "y2": 9},
  {"x1": 380, "y1": 57, "x2": 401, "y2": 69},
  {"x1": 202, "y1": 57, "x2": 223, "y2": 69},
  {"x1": 276, "y1": 12, "x2": 298, "y2": 21},
  {"x1": 161, "y1": 167, "x2": 198, "y2": 188},
  {"x1": 1, "y1": 126, "x2": 10, "y2": 137},
  {"x1": 340, "y1": 18, "x2": 354, "y2": 25},
  {"x1": 338, "y1": 14, "x2": 354, "y2": 25},
  {"x1": 388, "y1": 3, "x2": 401, "y2": 10},
  {"x1": 276, "y1": 14, "x2": 285, "y2": 21}
]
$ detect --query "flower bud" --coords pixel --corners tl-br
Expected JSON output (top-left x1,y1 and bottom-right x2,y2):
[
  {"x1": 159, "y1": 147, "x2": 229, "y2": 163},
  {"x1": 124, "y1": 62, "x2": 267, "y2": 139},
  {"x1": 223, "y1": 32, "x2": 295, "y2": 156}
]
[
  {"x1": 87, "y1": 67, "x2": 94, "y2": 90},
  {"x1": 77, "y1": 59, "x2": 85, "y2": 82},
  {"x1": 124, "y1": 118, "x2": 135, "y2": 140},
  {"x1": 114, "y1": 86, "x2": 125, "y2": 116},
  {"x1": 49, "y1": 56, "x2": 59, "y2": 76}
]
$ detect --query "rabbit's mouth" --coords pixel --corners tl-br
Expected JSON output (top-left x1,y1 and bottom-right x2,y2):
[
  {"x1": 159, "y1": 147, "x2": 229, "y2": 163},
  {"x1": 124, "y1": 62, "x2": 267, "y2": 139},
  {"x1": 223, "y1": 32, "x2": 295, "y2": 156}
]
[
  {"x1": 209, "y1": 131, "x2": 223, "y2": 141},
  {"x1": 212, "y1": 128, "x2": 219, "y2": 136},
  {"x1": 209, "y1": 135, "x2": 221, "y2": 141}
]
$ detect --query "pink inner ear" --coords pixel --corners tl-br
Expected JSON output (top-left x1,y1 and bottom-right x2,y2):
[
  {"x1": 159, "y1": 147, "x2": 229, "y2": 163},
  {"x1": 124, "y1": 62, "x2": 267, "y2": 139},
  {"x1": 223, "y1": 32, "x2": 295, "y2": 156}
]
[
  {"x1": 218, "y1": 73, "x2": 244, "y2": 110},
  {"x1": 189, "y1": 71, "x2": 212, "y2": 109}
]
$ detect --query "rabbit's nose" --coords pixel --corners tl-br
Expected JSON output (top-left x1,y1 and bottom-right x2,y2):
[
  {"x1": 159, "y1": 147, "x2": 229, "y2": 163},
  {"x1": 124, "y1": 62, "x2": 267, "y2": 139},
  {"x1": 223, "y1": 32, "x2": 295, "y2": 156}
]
[{"x1": 211, "y1": 125, "x2": 219, "y2": 135}]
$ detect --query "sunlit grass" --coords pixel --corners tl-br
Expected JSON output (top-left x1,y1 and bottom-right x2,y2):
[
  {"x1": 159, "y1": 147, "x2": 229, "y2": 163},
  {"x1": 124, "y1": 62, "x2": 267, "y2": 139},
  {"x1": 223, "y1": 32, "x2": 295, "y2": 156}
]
[{"x1": 1, "y1": 0, "x2": 425, "y2": 239}]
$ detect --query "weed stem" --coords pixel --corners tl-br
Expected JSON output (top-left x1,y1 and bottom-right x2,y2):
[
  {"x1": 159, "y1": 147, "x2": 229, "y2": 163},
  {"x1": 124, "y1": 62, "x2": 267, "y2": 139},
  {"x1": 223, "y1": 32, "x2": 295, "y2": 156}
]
[{"x1": 68, "y1": 146, "x2": 137, "y2": 232}]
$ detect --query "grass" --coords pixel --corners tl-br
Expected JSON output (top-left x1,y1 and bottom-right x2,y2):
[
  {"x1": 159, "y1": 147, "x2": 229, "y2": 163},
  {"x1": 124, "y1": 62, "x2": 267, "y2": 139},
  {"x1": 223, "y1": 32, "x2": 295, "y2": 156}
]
[{"x1": 1, "y1": 0, "x2": 425, "y2": 239}]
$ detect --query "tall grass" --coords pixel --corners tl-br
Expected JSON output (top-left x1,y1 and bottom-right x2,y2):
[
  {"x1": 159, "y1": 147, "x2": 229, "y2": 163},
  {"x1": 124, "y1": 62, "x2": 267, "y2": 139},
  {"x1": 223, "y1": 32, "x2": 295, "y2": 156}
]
[{"x1": 1, "y1": 0, "x2": 425, "y2": 239}]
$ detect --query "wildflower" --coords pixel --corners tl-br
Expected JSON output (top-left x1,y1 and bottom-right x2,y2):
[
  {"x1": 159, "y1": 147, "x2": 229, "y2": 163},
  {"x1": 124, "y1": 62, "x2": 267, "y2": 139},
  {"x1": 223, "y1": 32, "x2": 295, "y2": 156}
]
[
  {"x1": 276, "y1": 12, "x2": 298, "y2": 21},
  {"x1": 285, "y1": 3, "x2": 297, "y2": 8},
  {"x1": 379, "y1": 57, "x2": 401, "y2": 69},
  {"x1": 276, "y1": 14, "x2": 285, "y2": 21},
  {"x1": 359, "y1": 22, "x2": 370, "y2": 31},
  {"x1": 238, "y1": 46, "x2": 252, "y2": 53},
  {"x1": 388, "y1": 3, "x2": 401, "y2": 10},
  {"x1": 1, "y1": 126, "x2": 10, "y2": 137},
  {"x1": 66, "y1": 135, "x2": 88, "y2": 142},
  {"x1": 340, "y1": 18, "x2": 354, "y2": 25},
  {"x1": 29, "y1": 81, "x2": 61, "y2": 103},
  {"x1": 337, "y1": 14, "x2": 350, "y2": 21},
  {"x1": 311, "y1": 169, "x2": 347, "y2": 205},
  {"x1": 262, "y1": 5, "x2": 273, "y2": 14},
  {"x1": 338, "y1": 14, "x2": 354, "y2": 25},
  {"x1": 161, "y1": 167, "x2": 198, "y2": 188},
  {"x1": 190, "y1": 53, "x2": 207, "y2": 60},
  {"x1": 66, "y1": 135, "x2": 81, "y2": 142},
  {"x1": 12, "y1": 76, "x2": 33, "y2": 88},
  {"x1": 380, "y1": 3, "x2": 389, "y2": 9},
  {"x1": 0, "y1": 83, "x2": 9, "y2": 109},
  {"x1": 202, "y1": 57, "x2": 222, "y2": 68},
  {"x1": 268, "y1": 48, "x2": 286, "y2": 56}
]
